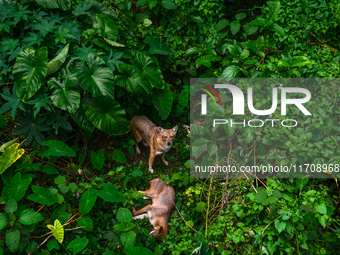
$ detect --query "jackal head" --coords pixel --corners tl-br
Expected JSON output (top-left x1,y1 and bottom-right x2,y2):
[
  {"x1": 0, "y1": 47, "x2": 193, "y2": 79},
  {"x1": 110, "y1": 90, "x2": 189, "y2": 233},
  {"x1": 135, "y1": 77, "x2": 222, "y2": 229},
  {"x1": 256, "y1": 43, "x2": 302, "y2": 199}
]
[{"x1": 158, "y1": 126, "x2": 178, "y2": 147}]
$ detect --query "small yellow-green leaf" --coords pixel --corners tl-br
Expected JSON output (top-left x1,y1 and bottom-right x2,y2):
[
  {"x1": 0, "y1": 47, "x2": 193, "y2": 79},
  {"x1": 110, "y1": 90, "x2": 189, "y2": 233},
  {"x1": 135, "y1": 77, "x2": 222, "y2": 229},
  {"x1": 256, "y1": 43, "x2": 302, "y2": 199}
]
[
  {"x1": 104, "y1": 38, "x2": 126, "y2": 47},
  {"x1": 0, "y1": 143, "x2": 25, "y2": 175},
  {"x1": 47, "y1": 219, "x2": 64, "y2": 244}
]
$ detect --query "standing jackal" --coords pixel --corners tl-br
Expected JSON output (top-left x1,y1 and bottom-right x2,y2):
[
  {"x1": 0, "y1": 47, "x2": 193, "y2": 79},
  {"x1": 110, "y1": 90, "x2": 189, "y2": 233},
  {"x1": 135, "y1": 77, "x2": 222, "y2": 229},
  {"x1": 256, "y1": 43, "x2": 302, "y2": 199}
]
[{"x1": 130, "y1": 116, "x2": 178, "y2": 173}]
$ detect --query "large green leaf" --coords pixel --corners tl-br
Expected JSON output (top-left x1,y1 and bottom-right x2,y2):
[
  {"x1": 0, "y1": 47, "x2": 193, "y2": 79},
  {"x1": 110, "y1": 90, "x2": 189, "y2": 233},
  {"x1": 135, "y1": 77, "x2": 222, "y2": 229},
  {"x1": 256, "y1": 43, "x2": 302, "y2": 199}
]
[
  {"x1": 48, "y1": 74, "x2": 80, "y2": 113},
  {"x1": 19, "y1": 209, "x2": 44, "y2": 225},
  {"x1": 2, "y1": 173, "x2": 32, "y2": 202},
  {"x1": 152, "y1": 87, "x2": 173, "y2": 120},
  {"x1": 117, "y1": 208, "x2": 132, "y2": 223},
  {"x1": 70, "y1": 103, "x2": 95, "y2": 132},
  {"x1": 267, "y1": 1, "x2": 280, "y2": 21},
  {"x1": 97, "y1": 183, "x2": 124, "y2": 202},
  {"x1": 144, "y1": 37, "x2": 172, "y2": 55},
  {"x1": 36, "y1": 0, "x2": 71, "y2": 10},
  {"x1": 116, "y1": 64, "x2": 151, "y2": 93},
  {"x1": 5, "y1": 198, "x2": 17, "y2": 213},
  {"x1": 131, "y1": 52, "x2": 165, "y2": 89},
  {"x1": 0, "y1": 143, "x2": 24, "y2": 175},
  {"x1": 6, "y1": 229, "x2": 20, "y2": 253},
  {"x1": 79, "y1": 53, "x2": 115, "y2": 99},
  {"x1": 67, "y1": 238, "x2": 89, "y2": 255},
  {"x1": 47, "y1": 43, "x2": 69, "y2": 75},
  {"x1": 13, "y1": 47, "x2": 48, "y2": 101},
  {"x1": 93, "y1": 14, "x2": 118, "y2": 40},
  {"x1": 79, "y1": 190, "x2": 98, "y2": 215},
  {"x1": 27, "y1": 185, "x2": 57, "y2": 206},
  {"x1": 43, "y1": 140, "x2": 76, "y2": 157},
  {"x1": 82, "y1": 1, "x2": 118, "y2": 24},
  {"x1": 221, "y1": 65, "x2": 241, "y2": 78},
  {"x1": 90, "y1": 149, "x2": 105, "y2": 170},
  {"x1": 161, "y1": 0, "x2": 176, "y2": 9},
  {"x1": 121, "y1": 231, "x2": 136, "y2": 247},
  {"x1": 83, "y1": 96, "x2": 130, "y2": 135}
]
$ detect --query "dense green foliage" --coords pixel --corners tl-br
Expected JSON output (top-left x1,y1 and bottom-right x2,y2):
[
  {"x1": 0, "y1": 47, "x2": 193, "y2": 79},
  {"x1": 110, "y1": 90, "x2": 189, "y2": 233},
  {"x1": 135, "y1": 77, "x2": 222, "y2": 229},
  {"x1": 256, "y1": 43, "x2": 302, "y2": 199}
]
[{"x1": 0, "y1": 0, "x2": 340, "y2": 254}]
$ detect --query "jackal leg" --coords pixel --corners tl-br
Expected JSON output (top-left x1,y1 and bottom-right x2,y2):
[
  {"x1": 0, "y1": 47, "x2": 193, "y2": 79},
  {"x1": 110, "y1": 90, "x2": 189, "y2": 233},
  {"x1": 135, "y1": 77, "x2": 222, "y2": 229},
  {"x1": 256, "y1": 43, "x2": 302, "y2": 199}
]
[
  {"x1": 148, "y1": 149, "x2": 156, "y2": 173},
  {"x1": 162, "y1": 153, "x2": 168, "y2": 166}
]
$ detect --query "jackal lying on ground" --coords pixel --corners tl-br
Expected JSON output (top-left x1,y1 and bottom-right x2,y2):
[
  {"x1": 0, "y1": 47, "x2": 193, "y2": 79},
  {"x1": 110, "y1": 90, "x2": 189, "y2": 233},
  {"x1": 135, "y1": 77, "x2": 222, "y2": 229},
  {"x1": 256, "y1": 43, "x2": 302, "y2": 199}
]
[{"x1": 132, "y1": 178, "x2": 176, "y2": 240}]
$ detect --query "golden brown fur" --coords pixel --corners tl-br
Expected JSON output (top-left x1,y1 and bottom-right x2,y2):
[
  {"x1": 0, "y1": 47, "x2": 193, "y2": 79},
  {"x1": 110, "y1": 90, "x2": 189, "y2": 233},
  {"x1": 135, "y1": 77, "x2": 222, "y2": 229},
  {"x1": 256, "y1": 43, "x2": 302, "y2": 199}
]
[
  {"x1": 130, "y1": 116, "x2": 178, "y2": 173},
  {"x1": 132, "y1": 178, "x2": 176, "y2": 241}
]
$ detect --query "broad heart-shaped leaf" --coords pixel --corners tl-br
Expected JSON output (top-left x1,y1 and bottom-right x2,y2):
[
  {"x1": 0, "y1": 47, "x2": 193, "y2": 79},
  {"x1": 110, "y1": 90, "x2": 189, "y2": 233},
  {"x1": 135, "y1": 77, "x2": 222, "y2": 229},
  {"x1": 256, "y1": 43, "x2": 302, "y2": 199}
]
[
  {"x1": 3, "y1": 173, "x2": 32, "y2": 202},
  {"x1": 83, "y1": 96, "x2": 130, "y2": 135},
  {"x1": 13, "y1": 47, "x2": 48, "y2": 101},
  {"x1": 215, "y1": 19, "x2": 229, "y2": 31},
  {"x1": 27, "y1": 185, "x2": 57, "y2": 206},
  {"x1": 79, "y1": 52, "x2": 115, "y2": 99},
  {"x1": 111, "y1": 149, "x2": 126, "y2": 163},
  {"x1": 291, "y1": 56, "x2": 311, "y2": 67},
  {"x1": 19, "y1": 209, "x2": 44, "y2": 225},
  {"x1": 70, "y1": 103, "x2": 95, "y2": 132},
  {"x1": 254, "y1": 190, "x2": 267, "y2": 203},
  {"x1": 43, "y1": 140, "x2": 76, "y2": 157},
  {"x1": 90, "y1": 149, "x2": 105, "y2": 170},
  {"x1": 315, "y1": 203, "x2": 327, "y2": 215},
  {"x1": 36, "y1": 0, "x2": 71, "y2": 10},
  {"x1": 97, "y1": 183, "x2": 124, "y2": 202},
  {"x1": 274, "y1": 219, "x2": 286, "y2": 233},
  {"x1": 67, "y1": 238, "x2": 89, "y2": 255},
  {"x1": 161, "y1": 0, "x2": 176, "y2": 9},
  {"x1": 79, "y1": 190, "x2": 98, "y2": 215},
  {"x1": 131, "y1": 52, "x2": 165, "y2": 89},
  {"x1": 192, "y1": 138, "x2": 207, "y2": 159},
  {"x1": 48, "y1": 75, "x2": 80, "y2": 113},
  {"x1": 221, "y1": 65, "x2": 241, "y2": 78},
  {"x1": 230, "y1": 21, "x2": 241, "y2": 35},
  {"x1": 124, "y1": 247, "x2": 155, "y2": 255},
  {"x1": 116, "y1": 64, "x2": 151, "y2": 93},
  {"x1": 144, "y1": 37, "x2": 172, "y2": 55},
  {"x1": 0, "y1": 143, "x2": 24, "y2": 174},
  {"x1": 82, "y1": 0, "x2": 118, "y2": 24},
  {"x1": 5, "y1": 198, "x2": 17, "y2": 213},
  {"x1": 6, "y1": 229, "x2": 20, "y2": 253},
  {"x1": 93, "y1": 13, "x2": 118, "y2": 40},
  {"x1": 12, "y1": 113, "x2": 50, "y2": 145},
  {"x1": 117, "y1": 207, "x2": 132, "y2": 223},
  {"x1": 47, "y1": 219, "x2": 64, "y2": 244},
  {"x1": 77, "y1": 216, "x2": 93, "y2": 232},
  {"x1": 47, "y1": 43, "x2": 69, "y2": 75},
  {"x1": 152, "y1": 87, "x2": 173, "y2": 120},
  {"x1": 121, "y1": 231, "x2": 136, "y2": 247}
]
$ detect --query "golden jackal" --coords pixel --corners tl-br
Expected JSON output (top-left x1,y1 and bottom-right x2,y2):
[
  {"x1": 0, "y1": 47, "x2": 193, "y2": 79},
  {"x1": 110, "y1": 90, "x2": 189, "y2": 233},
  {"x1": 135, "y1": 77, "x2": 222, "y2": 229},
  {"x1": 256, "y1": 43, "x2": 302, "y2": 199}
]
[
  {"x1": 130, "y1": 116, "x2": 178, "y2": 173},
  {"x1": 132, "y1": 178, "x2": 176, "y2": 241}
]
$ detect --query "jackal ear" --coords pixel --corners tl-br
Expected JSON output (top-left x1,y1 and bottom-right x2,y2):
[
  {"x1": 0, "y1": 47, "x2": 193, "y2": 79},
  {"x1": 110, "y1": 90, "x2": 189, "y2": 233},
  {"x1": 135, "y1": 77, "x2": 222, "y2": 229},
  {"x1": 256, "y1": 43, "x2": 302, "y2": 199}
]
[
  {"x1": 158, "y1": 127, "x2": 164, "y2": 133},
  {"x1": 172, "y1": 126, "x2": 178, "y2": 133}
]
